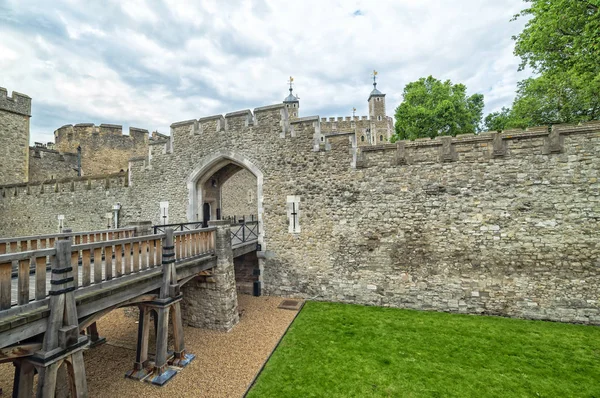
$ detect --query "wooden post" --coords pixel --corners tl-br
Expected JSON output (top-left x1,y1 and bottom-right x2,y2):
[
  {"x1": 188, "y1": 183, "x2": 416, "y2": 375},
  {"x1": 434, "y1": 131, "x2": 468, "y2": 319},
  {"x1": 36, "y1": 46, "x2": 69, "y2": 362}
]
[
  {"x1": 12, "y1": 360, "x2": 35, "y2": 398},
  {"x1": 29, "y1": 238, "x2": 88, "y2": 398},
  {"x1": 125, "y1": 306, "x2": 152, "y2": 381},
  {"x1": 125, "y1": 228, "x2": 193, "y2": 386},
  {"x1": 86, "y1": 322, "x2": 106, "y2": 348},
  {"x1": 153, "y1": 306, "x2": 171, "y2": 375}
]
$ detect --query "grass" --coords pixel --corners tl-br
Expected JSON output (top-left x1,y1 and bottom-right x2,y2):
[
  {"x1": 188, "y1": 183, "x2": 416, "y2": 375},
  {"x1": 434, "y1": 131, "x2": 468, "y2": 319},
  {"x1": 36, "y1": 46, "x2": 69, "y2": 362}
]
[{"x1": 247, "y1": 302, "x2": 600, "y2": 398}]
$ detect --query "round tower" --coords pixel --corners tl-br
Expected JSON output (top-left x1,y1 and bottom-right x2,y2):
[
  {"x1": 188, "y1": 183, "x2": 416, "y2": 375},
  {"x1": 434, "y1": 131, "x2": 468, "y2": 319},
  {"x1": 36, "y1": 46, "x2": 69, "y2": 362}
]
[{"x1": 283, "y1": 76, "x2": 300, "y2": 119}]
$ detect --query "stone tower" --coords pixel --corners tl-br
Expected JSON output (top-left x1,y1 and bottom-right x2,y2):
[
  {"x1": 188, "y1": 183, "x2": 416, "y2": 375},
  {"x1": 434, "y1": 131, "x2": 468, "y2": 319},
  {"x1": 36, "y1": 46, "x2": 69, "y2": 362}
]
[
  {"x1": 0, "y1": 87, "x2": 32, "y2": 185},
  {"x1": 367, "y1": 71, "x2": 391, "y2": 144},
  {"x1": 283, "y1": 76, "x2": 299, "y2": 119},
  {"x1": 368, "y1": 71, "x2": 386, "y2": 121}
]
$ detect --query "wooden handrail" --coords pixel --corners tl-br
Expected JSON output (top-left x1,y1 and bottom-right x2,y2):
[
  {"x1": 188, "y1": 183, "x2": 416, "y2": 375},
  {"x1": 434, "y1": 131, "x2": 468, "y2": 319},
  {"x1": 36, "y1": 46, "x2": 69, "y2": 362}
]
[
  {"x1": 0, "y1": 227, "x2": 136, "y2": 244},
  {"x1": 0, "y1": 228, "x2": 217, "y2": 314}
]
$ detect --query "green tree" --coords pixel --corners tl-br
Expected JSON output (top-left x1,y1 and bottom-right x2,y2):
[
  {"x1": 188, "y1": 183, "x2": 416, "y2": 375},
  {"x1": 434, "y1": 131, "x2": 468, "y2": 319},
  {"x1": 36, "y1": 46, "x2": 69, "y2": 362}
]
[
  {"x1": 392, "y1": 76, "x2": 484, "y2": 141},
  {"x1": 513, "y1": 0, "x2": 599, "y2": 76},
  {"x1": 508, "y1": 0, "x2": 600, "y2": 127},
  {"x1": 510, "y1": 72, "x2": 600, "y2": 128},
  {"x1": 483, "y1": 107, "x2": 513, "y2": 131}
]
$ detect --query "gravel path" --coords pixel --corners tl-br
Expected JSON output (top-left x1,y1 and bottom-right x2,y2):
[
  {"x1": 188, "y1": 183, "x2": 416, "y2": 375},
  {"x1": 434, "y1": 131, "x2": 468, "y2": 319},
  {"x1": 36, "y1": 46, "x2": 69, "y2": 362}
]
[{"x1": 0, "y1": 294, "x2": 298, "y2": 397}]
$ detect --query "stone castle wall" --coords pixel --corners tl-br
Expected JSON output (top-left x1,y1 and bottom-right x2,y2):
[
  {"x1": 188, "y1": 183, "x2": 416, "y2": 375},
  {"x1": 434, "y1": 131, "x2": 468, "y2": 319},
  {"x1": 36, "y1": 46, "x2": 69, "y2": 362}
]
[
  {"x1": 28, "y1": 147, "x2": 78, "y2": 182},
  {"x1": 54, "y1": 124, "x2": 149, "y2": 176},
  {"x1": 0, "y1": 103, "x2": 598, "y2": 325},
  {"x1": 221, "y1": 169, "x2": 257, "y2": 219},
  {"x1": 0, "y1": 173, "x2": 129, "y2": 236},
  {"x1": 0, "y1": 88, "x2": 31, "y2": 185}
]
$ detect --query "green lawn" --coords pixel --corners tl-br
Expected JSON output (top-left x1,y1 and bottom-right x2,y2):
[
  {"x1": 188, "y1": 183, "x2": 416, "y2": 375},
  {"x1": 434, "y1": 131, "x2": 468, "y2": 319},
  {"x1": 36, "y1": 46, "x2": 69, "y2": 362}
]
[{"x1": 247, "y1": 302, "x2": 600, "y2": 398}]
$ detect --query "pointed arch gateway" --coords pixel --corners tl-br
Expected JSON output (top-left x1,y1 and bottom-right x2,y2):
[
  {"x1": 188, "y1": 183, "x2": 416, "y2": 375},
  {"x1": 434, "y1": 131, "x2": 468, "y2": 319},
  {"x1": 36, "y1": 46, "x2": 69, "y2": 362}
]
[{"x1": 186, "y1": 150, "x2": 265, "y2": 290}]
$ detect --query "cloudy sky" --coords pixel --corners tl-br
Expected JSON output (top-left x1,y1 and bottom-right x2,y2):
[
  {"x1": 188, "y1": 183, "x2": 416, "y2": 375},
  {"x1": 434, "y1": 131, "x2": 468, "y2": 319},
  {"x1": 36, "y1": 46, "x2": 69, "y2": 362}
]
[{"x1": 0, "y1": 0, "x2": 531, "y2": 143}]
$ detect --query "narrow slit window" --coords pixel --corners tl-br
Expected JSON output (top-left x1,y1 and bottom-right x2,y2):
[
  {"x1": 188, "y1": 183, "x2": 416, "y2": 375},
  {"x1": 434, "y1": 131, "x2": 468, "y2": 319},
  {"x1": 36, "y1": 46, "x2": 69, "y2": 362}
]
[{"x1": 287, "y1": 196, "x2": 301, "y2": 233}]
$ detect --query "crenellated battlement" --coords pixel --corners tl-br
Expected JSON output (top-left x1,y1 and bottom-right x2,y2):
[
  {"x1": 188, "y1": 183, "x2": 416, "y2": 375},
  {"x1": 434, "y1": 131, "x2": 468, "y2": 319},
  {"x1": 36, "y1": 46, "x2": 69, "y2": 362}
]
[
  {"x1": 54, "y1": 123, "x2": 150, "y2": 144},
  {"x1": 0, "y1": 171, "x2": 128, "y2": 198},
  {"x1": 352, "y1": 120, "x2": 600, "y2": 168},
  {"x1": 0, "y1": 87, "x2": 31, "y2": 116},
  {"x1": 169, "y1": 103, "x2": 290, "y2": 141}
]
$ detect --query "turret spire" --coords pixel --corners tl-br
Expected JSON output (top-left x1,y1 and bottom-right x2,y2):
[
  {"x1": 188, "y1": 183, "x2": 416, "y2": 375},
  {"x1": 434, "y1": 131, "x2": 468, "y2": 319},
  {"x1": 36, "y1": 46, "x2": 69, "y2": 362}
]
[
  {"x1": 283, "y1": 76, "x2": 299, "y2": 104},
  {"x1": 368, "y1": 70, "x2": 383, "y2": 101}
]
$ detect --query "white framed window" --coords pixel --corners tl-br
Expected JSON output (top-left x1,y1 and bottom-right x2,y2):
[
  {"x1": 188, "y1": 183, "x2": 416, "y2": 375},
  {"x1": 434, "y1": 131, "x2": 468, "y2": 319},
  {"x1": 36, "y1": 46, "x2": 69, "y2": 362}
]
[
  {"x1": 378, "y1": 116, "x2": 382, "y2": 121},
  {"x1": 286, "y1": 196, "x2": 301, "y2": 233},
  {"x1": 361, "y1": 135, "x2": 365, "y2": 142}
]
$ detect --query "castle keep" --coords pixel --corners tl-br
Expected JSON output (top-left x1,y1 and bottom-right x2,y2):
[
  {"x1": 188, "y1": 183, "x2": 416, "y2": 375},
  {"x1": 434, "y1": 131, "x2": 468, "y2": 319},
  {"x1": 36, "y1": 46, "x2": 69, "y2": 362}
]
[{"x1": 0, "y1": 80, "x2": 599, "y2": 326}]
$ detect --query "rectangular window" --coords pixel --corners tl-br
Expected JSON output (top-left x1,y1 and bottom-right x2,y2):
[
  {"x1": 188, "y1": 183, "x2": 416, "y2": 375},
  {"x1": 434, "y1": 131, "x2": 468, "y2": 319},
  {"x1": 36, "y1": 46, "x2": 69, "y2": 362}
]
[
  {"x1": 160, "y1": 201, "x2": 169, "y2": 225},
  {"x1": 286, "y1": 196, "x2": 301, "y2": 233}
]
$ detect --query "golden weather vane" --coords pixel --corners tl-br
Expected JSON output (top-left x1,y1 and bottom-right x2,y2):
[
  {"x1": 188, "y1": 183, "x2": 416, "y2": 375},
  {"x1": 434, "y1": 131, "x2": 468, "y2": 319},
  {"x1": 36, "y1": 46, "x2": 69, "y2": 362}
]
[
  {"x1": 352, "y1": 107, "x2": 357, "y2": 117},
  {"x1": 372, "y1": 70, "x2": 378, "y2": 86}
]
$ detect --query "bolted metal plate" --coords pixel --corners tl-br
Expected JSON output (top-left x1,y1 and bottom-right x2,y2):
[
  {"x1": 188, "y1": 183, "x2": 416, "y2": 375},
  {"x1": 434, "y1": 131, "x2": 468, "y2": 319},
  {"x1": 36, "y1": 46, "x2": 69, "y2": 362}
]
[{"x1": 278, "y1": 299, "x2": 303, "y2": 311}]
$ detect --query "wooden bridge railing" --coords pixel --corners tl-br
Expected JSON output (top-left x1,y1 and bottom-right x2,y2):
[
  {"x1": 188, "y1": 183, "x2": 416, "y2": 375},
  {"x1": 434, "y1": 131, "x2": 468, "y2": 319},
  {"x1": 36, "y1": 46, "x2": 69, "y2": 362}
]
[
  {"x1": 0, "y1": 227, "x2": 216, "y2": 312},
  {"x1": 0, "y1": 227, "x2": 136, "y2": 255},
  {"x1": 173, "y1": 229, "x2": 215, "y2": 262}
]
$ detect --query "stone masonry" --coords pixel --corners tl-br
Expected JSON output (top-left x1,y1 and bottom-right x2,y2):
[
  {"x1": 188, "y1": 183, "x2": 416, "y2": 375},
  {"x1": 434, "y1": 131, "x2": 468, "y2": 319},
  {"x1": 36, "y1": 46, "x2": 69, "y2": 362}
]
[
  {"x1": 221, "y1": 169, "x2": 257, "y2": 219},
  {"x1": 0, "y1": 86, "x2": 599, "y2": 326},
  {"x1": 28, "y1": 146, "x2": 78, "y2": 182},
  {"x1": 0, "y1": 87, "x2": 31, "y2": 185},
  {"x1": 54, "y1": 124, "x2": 149, "y2": 176},
  {"x1": 180, "y1": 220, "x2": 239, "y2": 331}
]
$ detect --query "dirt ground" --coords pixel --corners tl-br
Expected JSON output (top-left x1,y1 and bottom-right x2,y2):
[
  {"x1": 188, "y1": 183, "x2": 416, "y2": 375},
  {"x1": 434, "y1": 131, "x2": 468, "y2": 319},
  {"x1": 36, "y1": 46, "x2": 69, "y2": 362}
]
[{"x1": 0, "y1": 294, "x2": 298, "y2": 397}]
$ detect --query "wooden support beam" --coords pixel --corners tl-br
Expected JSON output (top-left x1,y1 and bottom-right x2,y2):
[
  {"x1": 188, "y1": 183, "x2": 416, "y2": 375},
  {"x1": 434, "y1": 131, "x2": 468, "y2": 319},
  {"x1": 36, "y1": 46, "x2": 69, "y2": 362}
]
[
  {"x1": 0, "y1": 343, "x2": 42, "y2": 364},
  {"x1": 153, "y1": 306, "x2": 170, "y2": 374},
  {"x1": 13, "y1": 360, "x2": 35, "y2": 397}
]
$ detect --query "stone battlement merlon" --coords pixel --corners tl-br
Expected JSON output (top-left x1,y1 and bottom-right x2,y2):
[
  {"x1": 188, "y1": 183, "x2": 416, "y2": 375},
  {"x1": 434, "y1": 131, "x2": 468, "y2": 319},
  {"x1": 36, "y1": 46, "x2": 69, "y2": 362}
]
[{"x1": 0, "y1": 87, "x2": 32, "y2": 116}]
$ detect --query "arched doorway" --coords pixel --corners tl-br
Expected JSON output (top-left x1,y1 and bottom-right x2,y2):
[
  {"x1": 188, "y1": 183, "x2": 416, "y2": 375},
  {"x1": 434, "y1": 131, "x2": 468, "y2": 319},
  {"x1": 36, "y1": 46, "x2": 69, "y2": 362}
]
[{"x1": 187, "y1": 150, "x2": 265, "y2": 295}]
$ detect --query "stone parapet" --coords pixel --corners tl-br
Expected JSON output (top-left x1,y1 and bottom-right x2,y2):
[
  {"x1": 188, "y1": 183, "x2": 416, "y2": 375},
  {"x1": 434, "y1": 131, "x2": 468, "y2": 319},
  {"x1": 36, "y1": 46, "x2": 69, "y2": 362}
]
[{"x1": 0, "y1": 87, "x2": 31, "y2": 116}]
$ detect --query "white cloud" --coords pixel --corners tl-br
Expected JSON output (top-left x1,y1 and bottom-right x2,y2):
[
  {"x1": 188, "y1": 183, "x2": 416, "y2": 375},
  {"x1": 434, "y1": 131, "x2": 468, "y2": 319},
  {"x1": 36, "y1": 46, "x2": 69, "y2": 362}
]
[{"x1": 0, "y1": 0, "x2": 531, "y2": 143}]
